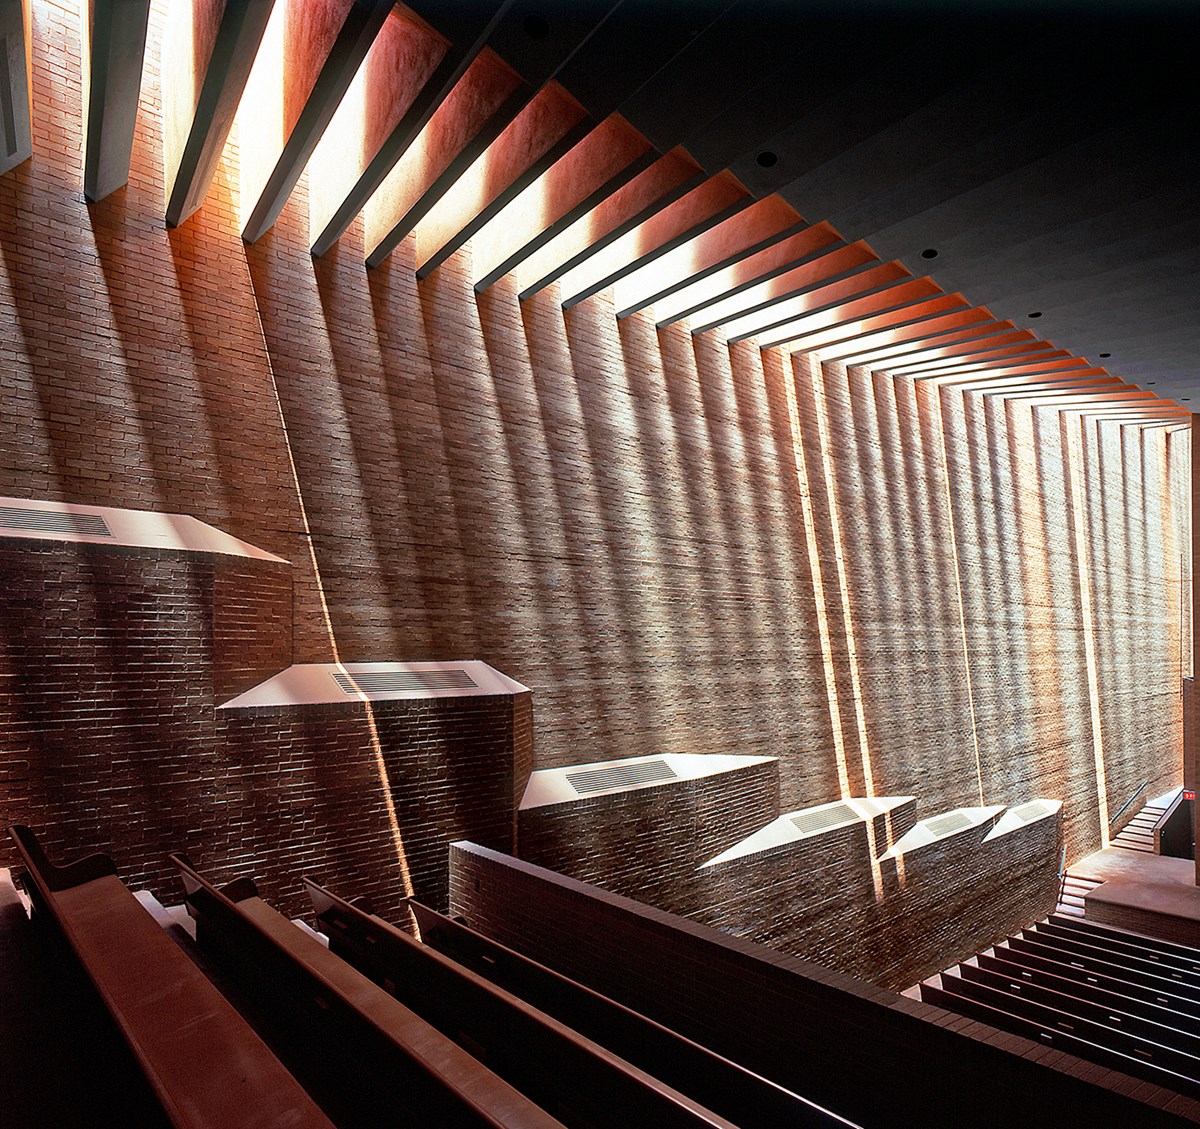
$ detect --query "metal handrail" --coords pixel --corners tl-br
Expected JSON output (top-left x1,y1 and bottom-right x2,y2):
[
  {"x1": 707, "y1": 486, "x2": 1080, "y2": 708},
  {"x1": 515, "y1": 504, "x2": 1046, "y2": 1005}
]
[
  {"x1": 1108, "y1": 779, "x2": 1149, "y2": 825},
  {"x1": 1055, "y1": 845, "x2": 1068, "y2": 908}
]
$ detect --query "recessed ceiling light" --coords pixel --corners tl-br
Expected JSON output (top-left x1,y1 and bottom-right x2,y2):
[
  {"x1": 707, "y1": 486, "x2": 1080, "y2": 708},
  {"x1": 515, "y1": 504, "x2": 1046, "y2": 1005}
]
[
  {"x1": 1148, "y1": 381, "x2": 1157, "y2": 385},
  {"x1": 1028, "y1": 311, "x2": 1043, "y2": 318},
  {"x1": 921, "y1": 248, "x2": 939, "y2": 259},
  {"x1": 756, "y1": 150, "x2": 778, "y2": 168},
  {"x1": 1099, "y1": 352, "x2": 1111, "y2": 358}
]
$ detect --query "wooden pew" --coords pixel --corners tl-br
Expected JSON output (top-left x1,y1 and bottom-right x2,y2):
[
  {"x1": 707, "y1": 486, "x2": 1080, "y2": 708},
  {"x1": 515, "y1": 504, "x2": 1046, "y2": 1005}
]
[
  {"x1": 1049, "y1": 914, "x2": 1200, "y2": 970},
  {"x1": 977, "y1": 948, "x2": 1200, "y2": 1036},
  {"x1": 1040, "y1": 918, "x2": 1200, "y2": 975},
  {"x1": 401, "y1": 895, "x2": 858, "y2": 1129},
  {"x1": 1006, "y1": 934, "x2": 1200, "y2": 1001},
  {"x1": 171, "y1": 854, "x2": 564, "y2": 1129},
  {"x1": 1030, "y1": 922, "x2": 1200, "y2": 987},
  {"x1": 934, "y1": 968, "x2": 1200, "y2": 1091},
  {"x1": 8, "y1": 826, "x2": 333, "y2": 1129},
  {"x1": 299, "y1": 878, "x2": 740, "y2": 1129},
  {"x1": 959, "y1": 959, "x2": 1200, "y2": 1057},
  {"x1": 920, "y1": 977, "x2": 1200, "y2": 1099},
  {"x1": 991, "y1": 941, "x2": 1200, "y2": 1018}
]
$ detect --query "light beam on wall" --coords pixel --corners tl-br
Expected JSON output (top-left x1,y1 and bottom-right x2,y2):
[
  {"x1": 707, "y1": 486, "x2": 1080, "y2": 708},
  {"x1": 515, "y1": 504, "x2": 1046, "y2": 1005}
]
[{"x1": 1063, "y1": 412, "x2": 1111, "y2": 848}]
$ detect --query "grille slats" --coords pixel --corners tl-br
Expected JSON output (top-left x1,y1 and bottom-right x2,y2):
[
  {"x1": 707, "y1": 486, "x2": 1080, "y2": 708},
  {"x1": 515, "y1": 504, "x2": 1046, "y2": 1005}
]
[
  {"x1": 0, "y1": 506, "x2": 112, "y2": 537},
  {"x1": 332, "y1": 669, "x2": 477, "y2": 696},
  {"x1": 925, "y1": 812, "x2": 974, "y2": 837},
  {"x1": 566, "y1": 760, "x2": 676, "y2": 795},
  {"x1": 791, "y1": 803, "x2": 858, "y2": 836},
  {"x1": 1009, "y1": 801, "x2": 1054, "y2": 824}
]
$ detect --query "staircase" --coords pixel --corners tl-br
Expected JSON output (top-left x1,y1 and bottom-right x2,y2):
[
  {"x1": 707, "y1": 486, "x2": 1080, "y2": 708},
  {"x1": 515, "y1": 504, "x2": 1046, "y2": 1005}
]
[
  {"x1": 920, "y1": 914, "x2": 1200, "y2": 1100},
  {"x1": 1111, "y1": 794, "x2": 1171, "y2": 853},
  {"x1": 1056, "y1": 871, "x2": 1103, "y2": 918}
]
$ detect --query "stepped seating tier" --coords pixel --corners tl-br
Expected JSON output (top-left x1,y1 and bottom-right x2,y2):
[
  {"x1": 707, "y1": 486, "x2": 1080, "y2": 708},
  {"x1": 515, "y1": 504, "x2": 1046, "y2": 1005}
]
[{"x1": 922, "y1": 907, "x2": 1200, "y2": 1104}]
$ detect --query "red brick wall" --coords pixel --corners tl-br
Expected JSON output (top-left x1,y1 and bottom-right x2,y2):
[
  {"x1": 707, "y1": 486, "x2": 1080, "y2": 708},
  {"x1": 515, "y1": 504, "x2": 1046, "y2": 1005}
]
[{"x1": 0, "y1": 3, "x2": 1188, "y2": 945}]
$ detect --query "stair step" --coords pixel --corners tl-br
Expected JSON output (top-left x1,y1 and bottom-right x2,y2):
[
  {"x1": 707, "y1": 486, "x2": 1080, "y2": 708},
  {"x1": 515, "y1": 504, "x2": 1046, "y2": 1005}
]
[{"x1": 1056, "y1": 903, "x2": 1086, "y2": 917}]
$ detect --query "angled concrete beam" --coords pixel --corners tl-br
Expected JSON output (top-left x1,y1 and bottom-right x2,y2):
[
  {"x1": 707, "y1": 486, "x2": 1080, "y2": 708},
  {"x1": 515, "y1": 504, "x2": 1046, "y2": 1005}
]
[
  {"x1": 613, "y1": 195, "x2": 806, "y2": 318},
  {"x1": 367, "y1": 0, "x2": 620, "y2": 269},
  {"x1": 559, "y1": 170, "x2": 752, "y2": 308},
  {"x1": 311, "y1": 1, "x2": 511, "y2": 256},
  {"x1": 933, "y1": 356, "x2": 1092, "y2": 385},
  {"x1": 84, "y1": 0, "x2": 151, "y2": 201},
  {"x1": 166, "y1": 0, "x2": 274, "y2": 229},
  {"x1": 828, "y1": 310, "x2": 999, "y2": 365},
  {"x1": 720, "y1": 261, "x2": 916, "y2": 340},
  {"x1": 868, "y1": 325, "x2": 1030, "y2": 370},
  {"x1": 514, "y1": 146, "x2": 703, "y2": 299},
  {"x1": 413, "y1": 78, "x2": 590, "y2": 277},
  {"x1": 471, "y1": 112, "x2": 657, "y2": 291},
  {"x1": 765, "y1": 292, "x2": 968, "y2": 353},
  {"x1": 955, "y1": 371, "x2": 1114, "y2": 395},
  {"x1": 243, "y1": 0, "x2": 392, "y2": 243},
  {"x1": 652, "y1": 220, "x2": 846, "y2": 327},
  {"x1": 0, "y1": 0, "x2": 32, "y2": 176},
  {"x1": 907, "y1": 346, "x2": 1068, "y2": 380}
]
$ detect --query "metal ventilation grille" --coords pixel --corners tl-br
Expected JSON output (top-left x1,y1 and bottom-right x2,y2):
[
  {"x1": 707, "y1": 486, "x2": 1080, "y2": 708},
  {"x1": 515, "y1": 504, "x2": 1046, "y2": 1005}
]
[
  {"x1": 332, "y1": 669, "x2": 478, "y2": 695},
  {"x1": 791, "y1": 803, "x2": 857, "y2": 836},
  {"x1": 566, "y1": 760, "x2": 677, "y2": 795},
  {"x1": 925, "y1": 812, "x2": 973, "y2": 837},
  {"x1": 1010, "y1": 801, "x2": 1054, "y2": 823},
  {"x1": 0, "y1": 506, "x2": 112, "y2": 537}
]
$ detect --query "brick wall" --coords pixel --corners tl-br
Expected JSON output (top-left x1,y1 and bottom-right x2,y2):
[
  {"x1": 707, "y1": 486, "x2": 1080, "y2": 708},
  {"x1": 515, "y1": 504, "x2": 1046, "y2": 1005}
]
[
  {"x1": 449, "y1": 842, "x2": 1200, "y2": 1129},
  {"x1": 0, "y1": 536, "x2": 527, "y2": 920},
  {"x1": 0, "y1": 1, "x2": 1189, "y2": 972}
]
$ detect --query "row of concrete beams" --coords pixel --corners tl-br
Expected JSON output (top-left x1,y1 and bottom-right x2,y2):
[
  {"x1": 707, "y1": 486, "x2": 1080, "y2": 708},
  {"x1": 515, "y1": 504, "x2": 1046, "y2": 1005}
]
[{"x1": 1, "y1": 0, "x2": 1185, "y2": 430}]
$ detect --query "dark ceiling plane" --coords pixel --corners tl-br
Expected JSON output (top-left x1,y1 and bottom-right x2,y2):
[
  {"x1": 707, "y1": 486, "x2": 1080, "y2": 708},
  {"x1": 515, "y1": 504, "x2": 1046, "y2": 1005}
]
[{"x1": 2, "y1": 0, "x2": 1192, "y2": 418}]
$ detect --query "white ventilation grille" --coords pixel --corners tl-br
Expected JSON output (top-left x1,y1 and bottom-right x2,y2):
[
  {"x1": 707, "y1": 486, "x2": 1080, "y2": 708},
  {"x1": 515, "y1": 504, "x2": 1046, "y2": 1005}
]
[
  {"x1": 925, "y1": 812, "x2": 973, "y2": 837},
  {"x1": 0, "y1": 506, "x2": 112, "y2": 537},
  {"x1": 1009, "y1": 800, "x2": 1055, "y2": 824},
  {"x1": 791, "y1": 802, "x2": 857, "y2": 836},
  {"x1": 332, "y1": 669, "x2": 478, "y2": 696},
  {"x1": 566, "y1": 760, "x2": 677, "y2": 795}
]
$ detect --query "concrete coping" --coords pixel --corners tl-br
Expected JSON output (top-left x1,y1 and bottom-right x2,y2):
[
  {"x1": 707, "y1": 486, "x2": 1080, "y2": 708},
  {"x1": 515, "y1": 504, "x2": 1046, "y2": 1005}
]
[
  {"x1": 982, "y1": 798, "x2": 1062, "y2": 841},
  {"x1": 879, "y1": 805, "x2": 1005, "y2": 860},
  {"x1": 700, "y1": 796, "x2": 915, "y2": 867},
  {"x1": 519, "y1": 753, "x2": 778, "y2": 811},
  {"x1": 0, "y1": 496, "x2": 285, "y2": 561},
  {"x1": 220, "y1": 661, "x2": 530, "y2": 709}
]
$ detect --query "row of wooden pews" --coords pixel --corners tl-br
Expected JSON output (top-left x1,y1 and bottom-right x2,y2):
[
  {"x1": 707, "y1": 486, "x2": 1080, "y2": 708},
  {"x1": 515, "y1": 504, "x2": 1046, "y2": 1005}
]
[
  {"x1": 6, "y1": 825, "x2": 856, "y2": 1128},
  {"x1": 921, "y1": 913, "x2": 1200, "y2": 1100}
]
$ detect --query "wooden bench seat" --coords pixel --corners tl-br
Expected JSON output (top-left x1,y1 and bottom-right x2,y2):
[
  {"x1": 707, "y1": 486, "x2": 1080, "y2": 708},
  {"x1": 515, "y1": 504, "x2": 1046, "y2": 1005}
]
[
  {"x1": 172, "y1": 854, "x2": 566, "y2": 1129},
  {"x1": 8, "y1": 826, "x2": 333, "y2": 1129},
  {"x1": 401, "y1": 895, "x2": 857, "y2": 1129},
  {"x1": 301, "y1": 878, "x2": 739, "y2": 1129},
  {"x1": 959, "y1": 959, "x2": 1200, "y2": 1058}
]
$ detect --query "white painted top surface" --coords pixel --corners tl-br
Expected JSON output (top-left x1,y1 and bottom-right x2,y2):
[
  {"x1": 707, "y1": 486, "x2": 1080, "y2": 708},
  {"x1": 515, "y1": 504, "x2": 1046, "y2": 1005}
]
[
  {"x1": 0, "y1": 496, "x2": 285, "y2": 561},
  {"x1": 220, "y1": 661, "x2": 530, "y2": 709},
  {"x1": 702, "y1": 796, "x2": 915, "y2": 867},
  {"x1": 982, "y1": 799, "x2": 1062, "y2": 841},
  {"x1": 519, "y1": 753, "x2": 778, "y2": 811},
  {"x1": 880, "y1": 805, "x2": 1005, "y2": 859}
]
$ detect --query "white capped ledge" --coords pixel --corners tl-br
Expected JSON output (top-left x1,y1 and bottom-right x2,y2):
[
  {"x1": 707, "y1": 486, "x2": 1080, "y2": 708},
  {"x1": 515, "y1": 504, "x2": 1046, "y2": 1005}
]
[
  {"x1": 520, "y1": 753, "x2": 777, "y2": 811},
  {"x1": 219, "y1": 661, "x2": 530, "y2": 709},
  {"x1": 880, "y1": 805, "x2": 1005, "y2": 860},
  {"x1": 702, "y1": 796, "x2": 914, "y2": 867},
  {"x1": 0, "y1": 496, "x2": 285, "y2": 561},
  {"x1": 983, "y1": 799, "x2": 1062, "y2": 841}
]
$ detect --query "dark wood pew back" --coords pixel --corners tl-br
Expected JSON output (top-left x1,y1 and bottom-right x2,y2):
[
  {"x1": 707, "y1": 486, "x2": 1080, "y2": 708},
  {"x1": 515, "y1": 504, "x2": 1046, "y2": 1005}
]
[
  {"x1": 9, "y1": 826, "x2": 333, "y2": 1129},
  {"x1": 172, "y1": 854, "x2": 564, "y2": 1129}
]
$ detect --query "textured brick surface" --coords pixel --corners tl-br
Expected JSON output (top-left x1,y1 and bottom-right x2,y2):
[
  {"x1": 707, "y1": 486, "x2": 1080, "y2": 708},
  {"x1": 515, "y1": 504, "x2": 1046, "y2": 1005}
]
[
  {"x1": 0, "y1": 0, "x2": 1189, "y2": 979},
  {"x1": 517, "y1": 760, "x2": 779, "y2": 915},
  {"x1": 0, "y1": 538, "x2": 526, "y2": 920},
  {"x1": 450, "y1": 843, "x2": 1200, "y2": 1129}
]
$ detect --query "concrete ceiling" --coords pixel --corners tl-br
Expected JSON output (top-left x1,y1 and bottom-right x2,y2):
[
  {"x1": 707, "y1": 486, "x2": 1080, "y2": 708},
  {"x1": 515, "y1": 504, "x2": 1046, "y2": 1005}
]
[
  {"x1": 15, "y1": 0, "x2": 1194, "y2": 416},
  {"x1": 585, "y1": 0, "x2": 1199, "y2": 403}
]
